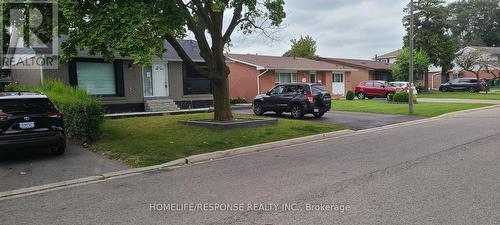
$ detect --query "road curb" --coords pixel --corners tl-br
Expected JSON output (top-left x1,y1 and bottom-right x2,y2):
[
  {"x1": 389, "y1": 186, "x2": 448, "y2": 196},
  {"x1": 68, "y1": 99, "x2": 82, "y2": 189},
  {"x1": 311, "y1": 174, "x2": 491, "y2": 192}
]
[
  {"x1": 434, "y1": 104, "x2": 500, "y2": 119},
  {"x1": 0, "y1": 176, "x2": 104, "y2": 199},
  {"x1": 185, "y1": 129, "x2": 355, "y2": 164},
  {"x1": 0, "y1": 129, "x2": 353, "y2": 200}
]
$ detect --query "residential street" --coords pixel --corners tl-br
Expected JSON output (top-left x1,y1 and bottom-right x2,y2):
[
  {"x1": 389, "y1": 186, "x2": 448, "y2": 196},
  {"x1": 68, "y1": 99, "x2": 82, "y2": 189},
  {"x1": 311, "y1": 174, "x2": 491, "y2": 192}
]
[
  {"x1": 234, "y1": 109, "x2": 425, "y2": 130},
  {"x1": 0, "y1": 145, "x2": 128, "y2": 192},
  {"x1": 1, "y1": 106, "x2": 499, "y2": 225}
]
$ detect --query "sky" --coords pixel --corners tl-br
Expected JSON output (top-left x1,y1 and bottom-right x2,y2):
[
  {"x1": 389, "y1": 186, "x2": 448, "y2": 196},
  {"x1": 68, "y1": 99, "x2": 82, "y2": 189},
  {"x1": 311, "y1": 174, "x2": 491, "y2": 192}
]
[{"x1": 226, "y1": 0, "x2": 456, "y2": 60}]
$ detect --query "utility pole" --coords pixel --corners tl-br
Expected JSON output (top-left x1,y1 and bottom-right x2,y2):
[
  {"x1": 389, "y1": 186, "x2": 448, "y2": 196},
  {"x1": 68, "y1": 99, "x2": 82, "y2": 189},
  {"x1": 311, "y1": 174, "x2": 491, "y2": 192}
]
[{"x1": 408, "y1": 0, "x2": 415, "y2": 114}]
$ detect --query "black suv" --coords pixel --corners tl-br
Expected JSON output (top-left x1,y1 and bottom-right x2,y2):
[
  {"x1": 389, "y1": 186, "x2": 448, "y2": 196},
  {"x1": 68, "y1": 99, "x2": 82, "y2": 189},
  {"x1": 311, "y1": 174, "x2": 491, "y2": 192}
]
[
  {"x1": 439, "y1": 78, "x2": 490, "y2": 93},
  {"x1": 0, "y1": 92, "x2": 66, "y2": 155},
  {"x1": 253, "y1": 83, "x2": 332, "y2": 119}
]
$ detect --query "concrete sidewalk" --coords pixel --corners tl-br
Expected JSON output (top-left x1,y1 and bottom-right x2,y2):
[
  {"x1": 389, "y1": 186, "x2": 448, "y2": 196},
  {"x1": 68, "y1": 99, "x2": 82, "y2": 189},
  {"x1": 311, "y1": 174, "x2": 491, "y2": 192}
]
[{"x1": 419, "y1": 98, "x2": 500, "y2": 104}]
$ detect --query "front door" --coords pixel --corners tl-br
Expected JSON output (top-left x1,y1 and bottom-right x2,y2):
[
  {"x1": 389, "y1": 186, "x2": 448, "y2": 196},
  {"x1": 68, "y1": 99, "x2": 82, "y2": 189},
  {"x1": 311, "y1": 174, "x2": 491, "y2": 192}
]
[
  {"x1": 332, "y1": 73, "x2": 345, "y2": 95},
  {"x1": 152, "y1": 64, "x2": 168, "y2": 97},
  {"x1": 143, "y1": 64, "x2": 169, "y2": 97}
]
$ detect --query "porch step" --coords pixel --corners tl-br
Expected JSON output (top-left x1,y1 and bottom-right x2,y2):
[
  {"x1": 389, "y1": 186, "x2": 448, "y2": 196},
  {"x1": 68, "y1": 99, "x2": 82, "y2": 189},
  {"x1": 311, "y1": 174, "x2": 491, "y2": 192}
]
[{"x1": 145, "y1": 99, "x2": 180, "y2": 112}]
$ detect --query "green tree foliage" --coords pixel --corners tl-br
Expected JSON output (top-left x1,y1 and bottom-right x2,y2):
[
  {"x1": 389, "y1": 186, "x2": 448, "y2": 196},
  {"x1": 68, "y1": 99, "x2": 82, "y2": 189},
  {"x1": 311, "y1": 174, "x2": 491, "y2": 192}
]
[
  {"x1": 59, "y1": 0, "x2": 286, "y2": 121},
  {"x1": 283, "y1": 35, "x2": 317, "y2": 59},
  {"x1": 448, "y1": 0, "x2": 500, "y2": 48},
  {"x1": 403, "y1": 0, "x2": 457, "y2": 77},
  {"x1": 391, "y1": 48, "x2": 431, "y2": 81}
]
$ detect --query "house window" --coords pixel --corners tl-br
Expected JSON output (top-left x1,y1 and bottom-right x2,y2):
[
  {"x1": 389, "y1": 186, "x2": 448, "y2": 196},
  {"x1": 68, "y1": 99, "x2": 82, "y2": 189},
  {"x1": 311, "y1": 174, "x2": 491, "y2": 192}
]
[
  {"x1": 310, "y1": 72, "x2": 317, "y2": 83},
  {"x1": 333, "y1": 73, "x2": 344, "y2": 83},
  {"x1": 76, "y1": 62, "x2": 116, "y2": 95},
  {"x1": 275, "y1": 72, "x2": 297, "y2": 84},
  {"x1": 183, "y1": 63, "x2": 212, "y2": 95}
]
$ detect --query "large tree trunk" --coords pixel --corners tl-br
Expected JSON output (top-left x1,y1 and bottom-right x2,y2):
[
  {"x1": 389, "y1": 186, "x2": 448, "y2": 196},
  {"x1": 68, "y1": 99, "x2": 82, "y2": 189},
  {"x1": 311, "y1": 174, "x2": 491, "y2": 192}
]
[{"x1": 212, "y1": 75, "x2": 234, "y2": 121}]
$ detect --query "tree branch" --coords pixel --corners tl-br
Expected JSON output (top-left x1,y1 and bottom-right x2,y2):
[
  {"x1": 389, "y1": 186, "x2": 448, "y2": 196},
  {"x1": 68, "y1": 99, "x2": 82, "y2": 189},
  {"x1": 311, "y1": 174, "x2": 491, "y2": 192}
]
[
  {"x1": 222, "y1": 1, "x2": 244, "y2": 42},
  {"x1": 165, "y1": 35, "x2": 213, "y2": 79},
  {"x1": 175, "y1": 0, "x2": 214, "y2": 65},
  {"x1": 191, "y1": 0, "x2": 215, "y2": 35}
]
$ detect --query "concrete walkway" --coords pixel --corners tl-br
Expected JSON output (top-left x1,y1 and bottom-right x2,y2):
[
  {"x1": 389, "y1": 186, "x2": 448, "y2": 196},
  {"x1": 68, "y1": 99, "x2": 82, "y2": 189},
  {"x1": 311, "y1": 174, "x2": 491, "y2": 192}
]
[{"x1": 419, "y1": 98, "x2": 500, "y2": 104}]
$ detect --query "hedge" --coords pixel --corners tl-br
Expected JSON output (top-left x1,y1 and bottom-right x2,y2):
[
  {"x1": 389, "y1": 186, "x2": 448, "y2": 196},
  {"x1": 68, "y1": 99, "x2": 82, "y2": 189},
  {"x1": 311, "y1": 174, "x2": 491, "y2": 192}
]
[
  {"x1": 346, "y1": 91, "x2": 355, "y2": 100},
  {"x1": 6, "y1": 81, "x2": 104, "y2": 142},
  {"x1": 230, "y1": 97, "x2": 248, "y2": 104},
  {"x1": 392, "y1": 92, "x2": 418, "y2": 104}
]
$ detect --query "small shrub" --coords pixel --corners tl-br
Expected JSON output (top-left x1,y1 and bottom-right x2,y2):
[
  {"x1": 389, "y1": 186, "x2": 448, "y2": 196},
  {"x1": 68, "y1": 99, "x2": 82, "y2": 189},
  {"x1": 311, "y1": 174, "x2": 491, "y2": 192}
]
[
  {"x1": 230, "y1": 97, "x2": 247, "y2": 104},
  {"x1": 392, "y1": 92, "x2": 418, "y2": 104},
  {"x1": 346, "y1": 91, "x2": 355, "y2": 100},
  {"x1": 416, "y1": 84, "x2": 425, "y2": 93},
  {"x1": 5, "y1": 82, "x2": 22, "y2": 91},
  {"x1": 387, "y1": 92, "x2": 394, "y2": 102}
]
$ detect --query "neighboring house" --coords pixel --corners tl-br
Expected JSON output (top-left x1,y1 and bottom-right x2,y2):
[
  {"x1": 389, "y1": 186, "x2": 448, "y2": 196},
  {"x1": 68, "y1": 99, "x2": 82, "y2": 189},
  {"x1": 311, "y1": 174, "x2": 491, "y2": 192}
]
[
  {"x1": 9, "y1": 40, "x2": 214, "y2": 113},
  {"x1": 225, "y1": 54, "x2": 356, "y2": 101},
  {"x1": 377, "y1": 48, "x2": 448, "y2": 90},
  {"x1": 428, "y1": 65, "x2": 444, "y2": 90},
  {"x1": 316, "y1": 57, "x2": 392, "y2": 94},
  {"x1": 450, "y1": 46, "x2": 500, "y2": 82},
  {"x1": 375, "y1": 49, "x2": 402, "y2": 64}
]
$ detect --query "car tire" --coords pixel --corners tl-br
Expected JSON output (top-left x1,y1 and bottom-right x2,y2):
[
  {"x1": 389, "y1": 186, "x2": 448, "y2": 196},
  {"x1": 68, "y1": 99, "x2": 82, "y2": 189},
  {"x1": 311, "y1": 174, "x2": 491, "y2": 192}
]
[
  {"x1": 357, "y1": 92, "x2": 366, "y2": 100},
  {"x1": 274, "y1": 111, "x2": 283, "y2": 115},
  {"x1": 313, "y1": 112, "x2": 325, "y2": 118},
  {"x1": 290, "y1": 104, "x2": 304, "y2": 119},
  {"x1": 253, "y1": 101, "x2": 264, "y2": 115},
  {"x1": 468, "y1": 87, "x2": 476, "y2": 93},
  {"x1": 50, "y1": 144, "x2": 66, "y2": 156},
  {"x1": 441, "y1": 87, "x2": 449, "y2": 92}
]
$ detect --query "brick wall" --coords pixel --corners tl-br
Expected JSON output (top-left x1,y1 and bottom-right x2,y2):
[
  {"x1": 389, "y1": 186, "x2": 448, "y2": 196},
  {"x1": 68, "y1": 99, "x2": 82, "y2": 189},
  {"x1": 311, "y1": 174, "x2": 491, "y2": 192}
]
[{"x1": 227, "y1": 61, "x2": 259, "y2": 102}]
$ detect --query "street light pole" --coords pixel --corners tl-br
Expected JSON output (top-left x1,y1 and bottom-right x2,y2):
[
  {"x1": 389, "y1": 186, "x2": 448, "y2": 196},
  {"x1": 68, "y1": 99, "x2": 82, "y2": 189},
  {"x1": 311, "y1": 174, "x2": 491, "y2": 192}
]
[{"x1": 408, "y1": 0, "x2": 414, "y2": 114}]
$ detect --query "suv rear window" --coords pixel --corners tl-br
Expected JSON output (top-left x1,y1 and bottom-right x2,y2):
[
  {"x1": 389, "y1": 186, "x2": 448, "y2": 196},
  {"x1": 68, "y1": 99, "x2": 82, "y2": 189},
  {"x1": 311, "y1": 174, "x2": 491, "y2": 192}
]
[
  {"x1": 311, "y1": 85, "x2": 327, "y2": 94},
  {"x1": 0, "y1": 98, "x2": 58, "y2": 115}
]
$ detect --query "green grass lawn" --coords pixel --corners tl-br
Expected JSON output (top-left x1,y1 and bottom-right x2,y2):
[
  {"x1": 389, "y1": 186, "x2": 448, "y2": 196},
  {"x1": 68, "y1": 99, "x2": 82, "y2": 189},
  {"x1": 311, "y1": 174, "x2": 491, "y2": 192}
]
[
  {"x1": 332, "y1": 99, "x2": 492, "y2": 117},
  {"x1": 91, "y1": 113, "x2": 346, "y2": 167},
  {"x1": 418, "y1": 91, "x2": 500, "y2": 100}
]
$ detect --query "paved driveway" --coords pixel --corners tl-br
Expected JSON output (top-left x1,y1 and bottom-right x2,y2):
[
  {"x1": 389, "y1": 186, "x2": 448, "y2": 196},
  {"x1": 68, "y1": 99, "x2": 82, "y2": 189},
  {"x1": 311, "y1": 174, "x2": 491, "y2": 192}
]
[
  {"x1": 234, "y1": 109, "x2": 425, "y2": 130},
  {"x1": 0, "y1": 145, "x2": 128, "y2": 192}
]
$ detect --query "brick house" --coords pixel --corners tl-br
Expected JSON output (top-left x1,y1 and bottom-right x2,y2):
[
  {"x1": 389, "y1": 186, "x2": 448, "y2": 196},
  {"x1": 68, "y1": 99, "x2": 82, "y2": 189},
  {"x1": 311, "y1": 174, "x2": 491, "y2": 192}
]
[
  {"x1": 225, "y1": 54, "x2": 356, "y2": 102},
  {"x1": 449, "y1": 47, "x2": 500, "y2": 83},
  {"x1": 316, "y1": 57, "x2": 393, "y2": 94}
]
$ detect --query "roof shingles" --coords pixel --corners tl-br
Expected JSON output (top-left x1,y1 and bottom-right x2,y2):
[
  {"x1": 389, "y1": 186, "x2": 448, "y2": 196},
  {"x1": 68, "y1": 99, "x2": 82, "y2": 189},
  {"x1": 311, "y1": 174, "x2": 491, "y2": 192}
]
[
  {"x1": 225, "y1": 53, "x2": 356, "y2": 71},
  {"x1": 317, "y1": 57, "x2": 392, "y2": 70}
]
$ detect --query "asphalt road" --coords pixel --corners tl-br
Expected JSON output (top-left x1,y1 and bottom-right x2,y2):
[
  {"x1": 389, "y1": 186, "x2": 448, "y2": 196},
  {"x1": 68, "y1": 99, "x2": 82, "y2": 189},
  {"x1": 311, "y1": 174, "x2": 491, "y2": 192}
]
[
  {"x1": 1, "y1": 106, "x2": 500, "y2": 225},
  {"x1": 0, "y1": 145, "x2": 128, "y2": 192},
  {"x1": 234, "y1": 109, "x2": 425, "y2": 130}
]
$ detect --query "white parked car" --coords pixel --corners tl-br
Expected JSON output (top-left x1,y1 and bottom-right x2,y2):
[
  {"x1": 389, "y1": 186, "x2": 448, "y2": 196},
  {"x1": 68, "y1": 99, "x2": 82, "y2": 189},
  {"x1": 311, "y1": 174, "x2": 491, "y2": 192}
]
[{"x1": 389, "y1": 82, "x2": 418, "y2": 95}]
